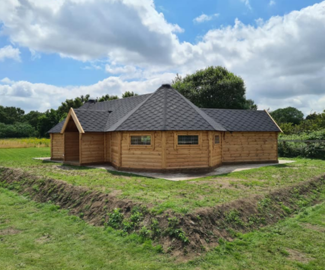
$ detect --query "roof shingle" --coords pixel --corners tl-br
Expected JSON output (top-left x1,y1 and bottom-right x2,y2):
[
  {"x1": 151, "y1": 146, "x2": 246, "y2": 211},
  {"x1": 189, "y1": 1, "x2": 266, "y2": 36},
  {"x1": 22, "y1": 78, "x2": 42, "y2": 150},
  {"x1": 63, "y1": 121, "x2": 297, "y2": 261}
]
[
  {"x1": 201, "y1": 108, "x2": 281, "y2": 132},
  {"x1": 48, "y1": 85, "x2": 281, "y2": 133}
]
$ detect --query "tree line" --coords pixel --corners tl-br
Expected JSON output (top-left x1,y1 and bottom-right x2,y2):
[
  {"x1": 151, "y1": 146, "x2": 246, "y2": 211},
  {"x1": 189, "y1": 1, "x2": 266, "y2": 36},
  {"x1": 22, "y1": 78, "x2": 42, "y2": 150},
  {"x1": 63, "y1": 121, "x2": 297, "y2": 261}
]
[
  {"x1": 270, "y1": 107, "x2": 325, "y2": 134},
  {"x1": 272, "y1": 107, "x2": 325, "y2": 159},
  {"x1": 1, "y1": 66, "x2": 323, "y2": 139},
  {"x1": 0, "y1": 91, "x2": 137, "y2": 138}
]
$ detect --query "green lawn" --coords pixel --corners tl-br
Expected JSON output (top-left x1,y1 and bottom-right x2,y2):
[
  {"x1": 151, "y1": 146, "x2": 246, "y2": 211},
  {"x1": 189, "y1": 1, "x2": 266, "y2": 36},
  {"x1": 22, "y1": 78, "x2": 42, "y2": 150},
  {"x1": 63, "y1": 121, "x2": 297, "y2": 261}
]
[
  {"x1": 0, "y1": 147, "x2": 325, "y2": 213},
  {"x1": 1, "y1": 187, "x2": 325, "y2": 269}
]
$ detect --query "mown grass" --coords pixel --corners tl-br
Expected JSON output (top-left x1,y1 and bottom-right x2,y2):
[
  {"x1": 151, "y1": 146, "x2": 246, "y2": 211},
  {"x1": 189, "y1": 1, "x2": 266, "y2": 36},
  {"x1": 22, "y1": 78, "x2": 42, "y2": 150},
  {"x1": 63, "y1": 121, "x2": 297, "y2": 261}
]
[
  {"x1": 1, "y1": 187, "x2": 325, "y2": 269},
  {"x1": 0, "y1": 138, "x2": 50, "y2": 149},
  {"x1": 0, "y1": 147, "x2": 325, "y2": 213}
]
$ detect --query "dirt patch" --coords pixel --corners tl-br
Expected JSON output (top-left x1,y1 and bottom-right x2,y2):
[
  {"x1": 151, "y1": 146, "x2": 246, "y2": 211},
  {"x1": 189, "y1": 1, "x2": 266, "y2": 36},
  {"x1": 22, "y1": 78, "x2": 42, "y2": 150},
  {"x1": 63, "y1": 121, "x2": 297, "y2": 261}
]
[
  {"x1": 286, "y1": 248, "x2": 311, "y2": 263},
  {"x1": 302, "y1": 223, "x2": 325, "y2": 233},
  {"x1": 35, "y1": 234, "x2": 51, "y2": 244},
  {"x1": 107, "y1": 189, "x2": 122, "y2": 196},
  {"x1": 0, "y1": 227, "x2": 21, "y2": 235},
  {"x1": 1, "y1": 166, "x2": 325, "y2": 257}
]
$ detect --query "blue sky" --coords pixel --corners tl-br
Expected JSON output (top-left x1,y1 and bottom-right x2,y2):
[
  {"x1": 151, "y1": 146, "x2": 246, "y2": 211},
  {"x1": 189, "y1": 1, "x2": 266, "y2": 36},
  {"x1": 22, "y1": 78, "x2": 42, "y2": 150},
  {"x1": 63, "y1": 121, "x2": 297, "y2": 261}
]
[
  {"x1": 0, "y1": 0, "x2": 325, "y2": 114},
  {"x1": 157, "y1": 0, "x2": 321, "y2": 42}
]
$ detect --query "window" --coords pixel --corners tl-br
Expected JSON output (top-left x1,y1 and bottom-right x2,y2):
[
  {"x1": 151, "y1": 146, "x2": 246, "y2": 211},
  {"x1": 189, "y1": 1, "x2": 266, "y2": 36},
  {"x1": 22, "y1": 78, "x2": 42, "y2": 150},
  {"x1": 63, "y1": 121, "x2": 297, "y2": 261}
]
[
  {"x1": 215, "y1": 135, "x2": 220, "y2": 144},
  {"x1": 178, "y1": 135, "x2": 199, "y2": 145},
  {"x1": 130, "y1": 136, "x2": 151, "y2": 145}
]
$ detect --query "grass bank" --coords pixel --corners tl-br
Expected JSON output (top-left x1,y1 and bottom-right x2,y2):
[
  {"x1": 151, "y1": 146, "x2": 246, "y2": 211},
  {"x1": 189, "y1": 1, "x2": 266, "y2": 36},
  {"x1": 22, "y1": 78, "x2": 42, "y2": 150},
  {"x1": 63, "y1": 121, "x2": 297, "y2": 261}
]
[
  {"x1": 1, "y1": 187, "x2": 325, "y2": 269},
  {"x1": 0, "y1": 147, "x2": 325, "y2": 214},
  {"x1": 1, "y1": 167, "x2": 324, "y2": 254}
]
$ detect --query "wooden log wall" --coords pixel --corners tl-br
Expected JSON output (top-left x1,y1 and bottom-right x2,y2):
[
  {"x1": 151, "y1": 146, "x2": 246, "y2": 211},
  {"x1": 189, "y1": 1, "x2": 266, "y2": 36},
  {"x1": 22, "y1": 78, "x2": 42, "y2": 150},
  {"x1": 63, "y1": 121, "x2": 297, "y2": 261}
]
[
  {"x1": 79, "y1": 133, "x2": 105, "y2": 164},
  {"x1": 165, "y1": 131, "x2": 209, "y2": 169},
  {"x1": 106, "y1": 131, "x2": 222, "y2": 170},
  {"x1": 121, "y1": 131, "x2": 162, "y2": 169},
  {"x1": 105, "y1": 133, "x2": 111, "y2": 163},
  {"x1": 222, "y1": 132, "x2": 278, "y2": 163},
  {"x1": 50, "y1": 134, "x2": 64, "y2": 160},
  {"x1": 50, "y1": 130, "x2": 278, "y2": 169},
  {"x1": 110, "y1": 132, "x2": 121, "y2": 167},
  {"x1": 210, "y1": 131, "x2": 222, "y2": 167},
  {"x1": 64, "y1": 132, "x2": 79, "y2": 161}
]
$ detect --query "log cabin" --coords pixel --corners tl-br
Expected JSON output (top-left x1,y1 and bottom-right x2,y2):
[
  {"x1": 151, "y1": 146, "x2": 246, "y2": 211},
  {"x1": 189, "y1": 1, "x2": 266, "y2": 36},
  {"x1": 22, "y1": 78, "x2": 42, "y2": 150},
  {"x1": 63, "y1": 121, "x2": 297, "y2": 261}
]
[{"x1": 48, "y1": 84, "x2": 282, "y2": 172}]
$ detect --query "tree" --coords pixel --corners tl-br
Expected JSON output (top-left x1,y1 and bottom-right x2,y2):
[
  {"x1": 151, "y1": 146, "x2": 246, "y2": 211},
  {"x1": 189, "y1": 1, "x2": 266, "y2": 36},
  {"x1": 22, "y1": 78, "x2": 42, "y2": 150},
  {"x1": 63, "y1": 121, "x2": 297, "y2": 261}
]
[
  {"x1": 98, "y1": 94, "x2": 118, "y2": 102},
  {"x1": 23, "y1": 111, "x2": 43, "y2": 130},
  {"x1": 122, "y1": 91, "x2": 138, "y2": 98},
  {"x1": 306, "y1": 112, "x2": 319, "y2": 121},
  {"x1": 57, "y1": 95, "x2": 90, "y2": 119},
  {"x1": 244, "y1": 99, "x2": 258, "y2": 110},
  {"x1": 0, "y1": 106, "x2": 25, "y2": 124},
  {"x1": 270, "y1": 107, "x2": 304, "y2": 125},
  {"x1": 0, "y1": 123, "x2": 37, "y2": 138},
  {"x1": 172, "y1": 66, "x2": 257, "y2": 109},
  {"x1": 37, "y1": 109, "x2": 61, "y2": 138}
]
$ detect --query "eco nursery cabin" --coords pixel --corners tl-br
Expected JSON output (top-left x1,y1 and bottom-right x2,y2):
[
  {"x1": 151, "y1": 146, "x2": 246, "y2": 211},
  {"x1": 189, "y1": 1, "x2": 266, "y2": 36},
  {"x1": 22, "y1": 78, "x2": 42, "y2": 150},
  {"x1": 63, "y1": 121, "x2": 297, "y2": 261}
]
[{"x1": 48, "y1": 84, "x2": 282, "y2": 172}]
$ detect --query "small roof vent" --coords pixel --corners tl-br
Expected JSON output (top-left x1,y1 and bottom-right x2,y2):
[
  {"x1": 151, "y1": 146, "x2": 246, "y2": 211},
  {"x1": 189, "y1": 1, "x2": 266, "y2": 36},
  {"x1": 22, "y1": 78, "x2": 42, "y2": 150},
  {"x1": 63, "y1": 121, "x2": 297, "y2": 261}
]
[
  {"x1": 87, "y1": 97, "x2": 97, "y2": 103},
  {"x1": 161, "y1": 84, "x2": 171, "y2": 88}
]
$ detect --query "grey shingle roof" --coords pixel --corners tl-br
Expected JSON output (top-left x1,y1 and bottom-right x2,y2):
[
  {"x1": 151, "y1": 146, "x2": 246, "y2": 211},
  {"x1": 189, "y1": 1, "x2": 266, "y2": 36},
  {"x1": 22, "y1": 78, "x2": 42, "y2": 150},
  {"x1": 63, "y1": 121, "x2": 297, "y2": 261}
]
[
  {"x1": 74, "y1": 110, "x2": 110, "y2": 132},
  {"x1": 48, "y1": 94, "x2": 150, "y2": 133},
  {"x1": 201, "y1": 108, "x2": 281, "y2": 132},
  {"x1": 116, "y1": 85, "x2": 225, "y2": 131},
  {"x1": 48, "y1": 85, "x2": 281, "y2": 133},
  {"x1": 48, "y1": 119, "x2": 65, "y2": 133}
]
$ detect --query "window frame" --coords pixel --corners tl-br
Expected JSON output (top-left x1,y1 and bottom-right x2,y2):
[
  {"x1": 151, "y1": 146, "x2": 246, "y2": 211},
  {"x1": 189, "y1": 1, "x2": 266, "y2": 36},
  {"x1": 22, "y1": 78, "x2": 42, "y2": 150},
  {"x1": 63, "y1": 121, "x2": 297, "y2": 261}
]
[
  {"x1": 177, "y1": 135, "x2": 199, "y2": 145},
  {"x1": 215, "y1": 135, "x2": 220, "y2": 144},
  {"x1": 213, "y1": 132, "x2": 222, "y2": 149},
  {"x1": 128, "y1": 133, "x2": 154, "y2": 149},
  {"x1": 174, "y1": 131, "x2": 202, "y2": 149}
]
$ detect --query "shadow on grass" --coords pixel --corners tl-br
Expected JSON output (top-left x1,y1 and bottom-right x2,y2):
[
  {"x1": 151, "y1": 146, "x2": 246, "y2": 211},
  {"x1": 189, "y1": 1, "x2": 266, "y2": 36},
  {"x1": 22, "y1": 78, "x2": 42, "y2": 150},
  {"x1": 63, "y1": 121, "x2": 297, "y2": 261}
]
[
  {"x1": 40, "y1": 159, "x2": 157, "y2": 179},
  {"x1": 105, "y1": 169, "x2": 156, "y2": 179},
  {"x1": 59, "y1": 165, "x2": 96, "y2": 171}
]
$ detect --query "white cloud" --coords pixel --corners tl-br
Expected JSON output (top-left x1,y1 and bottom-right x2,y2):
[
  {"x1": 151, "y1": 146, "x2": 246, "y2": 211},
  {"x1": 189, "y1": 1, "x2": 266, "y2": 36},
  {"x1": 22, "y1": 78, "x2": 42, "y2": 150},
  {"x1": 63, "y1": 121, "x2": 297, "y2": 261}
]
[
  {"x1": 193, "y1": 13, "x2": 219, "y2": 24},
  {"x1": 1, "y1": 77, "x2": 15, "y2": 85},
  {"x1": 0, "y1": 45, "x2": 20, "y2": 62},
  {"x1": 82, "y1": 64, "x2": 102, "y2": 70},
  {"x1": 0, "y1": 0, "x2": 183, "y2": 64},
  {"x1": 0, "y1": 1, "x2": 325, "y2": 115},
  {"x1": 269, "y1": 0, "x2": 276, "y2": 6},
  {"x1": 240, "y1": 0, "x2": 252, "y2": 10},
  {"x1": 0, "y1": 73, "x2": 175, "y2": 112},
  {"x1": 175, "y1": 2, "x2": 325, "y2": 114}
]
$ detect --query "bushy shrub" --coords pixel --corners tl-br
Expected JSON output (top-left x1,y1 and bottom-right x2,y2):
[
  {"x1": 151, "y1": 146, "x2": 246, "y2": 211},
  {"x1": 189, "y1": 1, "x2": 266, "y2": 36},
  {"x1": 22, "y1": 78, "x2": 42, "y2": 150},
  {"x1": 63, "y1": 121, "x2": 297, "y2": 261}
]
[
  {"x1": 278, "y1": 130, "x2": 325, "y2": 159},
  {"x1": 0, "y1": 123, "x2": 38, "y2": 138}
]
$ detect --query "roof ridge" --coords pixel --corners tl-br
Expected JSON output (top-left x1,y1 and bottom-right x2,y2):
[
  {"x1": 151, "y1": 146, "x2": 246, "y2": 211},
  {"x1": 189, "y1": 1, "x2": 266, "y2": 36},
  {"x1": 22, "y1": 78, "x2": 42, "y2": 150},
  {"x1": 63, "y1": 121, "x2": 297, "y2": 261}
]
[
  {"x1": 75, "y1": 109, "x2": 111, "y2": 112},
  {"x1": 106, "y1": 92, "x2": 156, "y2": 131},
  {"x1": 202, "y1": 108, "x2": 264, "y2": 112},
  {"x1": 162, "y1": 87, "x2": 167, "y2": 130},
  {"x1": 171, "y1": 88, "x2": 227, "y2": 131}
]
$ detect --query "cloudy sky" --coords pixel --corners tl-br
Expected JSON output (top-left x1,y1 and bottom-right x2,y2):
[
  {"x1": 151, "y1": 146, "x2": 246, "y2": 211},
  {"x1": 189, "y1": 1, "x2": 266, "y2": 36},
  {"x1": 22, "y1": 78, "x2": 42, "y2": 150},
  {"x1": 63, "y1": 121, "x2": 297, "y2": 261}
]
[{"x1": 0, "y1": 0, "x2": 325, "y2": 116}]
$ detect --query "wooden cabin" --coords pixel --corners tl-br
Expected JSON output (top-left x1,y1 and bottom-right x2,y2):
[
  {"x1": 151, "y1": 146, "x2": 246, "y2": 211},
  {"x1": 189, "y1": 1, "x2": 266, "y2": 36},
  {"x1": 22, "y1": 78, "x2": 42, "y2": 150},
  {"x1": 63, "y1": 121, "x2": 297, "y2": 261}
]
[{"x1": 48, "y1": 84, "x2": 282, "y2": 171}]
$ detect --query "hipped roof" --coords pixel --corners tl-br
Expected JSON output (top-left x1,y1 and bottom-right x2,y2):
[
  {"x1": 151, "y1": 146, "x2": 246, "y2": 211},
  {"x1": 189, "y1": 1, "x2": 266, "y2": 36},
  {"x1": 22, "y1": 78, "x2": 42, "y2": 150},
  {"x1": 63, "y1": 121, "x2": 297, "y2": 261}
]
[{"x1": 48, "y1": 84, "x2": 281, "y2": 133}]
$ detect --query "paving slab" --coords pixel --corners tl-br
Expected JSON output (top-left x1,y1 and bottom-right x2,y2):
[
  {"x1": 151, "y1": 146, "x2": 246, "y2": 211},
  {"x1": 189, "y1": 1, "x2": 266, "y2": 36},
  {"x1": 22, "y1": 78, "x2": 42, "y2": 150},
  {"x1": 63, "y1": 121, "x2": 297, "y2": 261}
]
[{"x1": 34, "y1": 158, "x2": 295, "y2": 181}]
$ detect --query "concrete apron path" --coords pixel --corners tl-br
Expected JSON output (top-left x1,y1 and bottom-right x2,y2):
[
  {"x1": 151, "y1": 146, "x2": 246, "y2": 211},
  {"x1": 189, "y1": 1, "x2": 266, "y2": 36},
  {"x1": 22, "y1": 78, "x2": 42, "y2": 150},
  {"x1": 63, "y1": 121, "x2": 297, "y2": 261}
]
[{"x1": 35, "y1": 158, "x2": 295, "y2": 181}]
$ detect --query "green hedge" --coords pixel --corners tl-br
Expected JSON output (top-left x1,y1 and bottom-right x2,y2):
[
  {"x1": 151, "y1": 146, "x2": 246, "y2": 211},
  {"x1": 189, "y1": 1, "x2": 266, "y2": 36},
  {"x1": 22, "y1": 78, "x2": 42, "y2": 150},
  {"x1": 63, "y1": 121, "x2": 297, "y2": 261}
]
[
  {"x1": 0, "y1": 123, "x2": 38, "y2": 138},
  {"x1": 278, "y1": 130, "x2": 325, "y2": 159}
]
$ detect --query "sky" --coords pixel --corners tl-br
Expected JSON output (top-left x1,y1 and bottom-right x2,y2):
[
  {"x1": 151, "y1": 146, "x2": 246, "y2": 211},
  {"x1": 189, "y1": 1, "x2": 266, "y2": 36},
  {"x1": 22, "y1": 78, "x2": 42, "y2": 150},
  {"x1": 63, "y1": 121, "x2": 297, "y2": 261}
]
[{"x1": 0, "y1": 0, "x2": 325, "y2": 116}]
